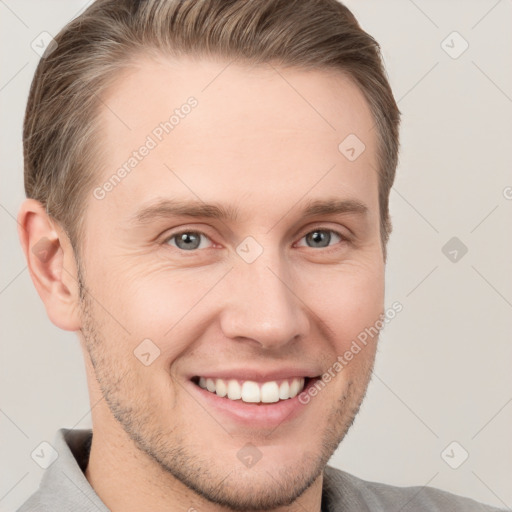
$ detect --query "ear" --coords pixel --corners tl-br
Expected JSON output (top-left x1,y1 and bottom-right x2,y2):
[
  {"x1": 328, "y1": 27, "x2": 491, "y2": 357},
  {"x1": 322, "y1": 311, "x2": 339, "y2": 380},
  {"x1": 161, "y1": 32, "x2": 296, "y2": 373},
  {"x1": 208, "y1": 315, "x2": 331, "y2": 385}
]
[{"x1": 17, "y1": 198, "x2": 82, "y2": 331}]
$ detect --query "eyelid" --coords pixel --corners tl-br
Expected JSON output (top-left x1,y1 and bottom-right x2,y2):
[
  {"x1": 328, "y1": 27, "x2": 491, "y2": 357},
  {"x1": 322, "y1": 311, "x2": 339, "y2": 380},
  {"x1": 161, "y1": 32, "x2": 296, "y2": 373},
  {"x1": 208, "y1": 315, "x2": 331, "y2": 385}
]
[
  {"x1": 293, "y1": 227, "x2": 349, "y2": 252},
  {"x1": 161, "y1": 224, "x2": 350, "y2": 252},
  {"x1": 161, "y1": 228, "x2": 215, "y2": 248},
  {"x1": 295, "y1": 223, "x2": 351, "y2": 242}
]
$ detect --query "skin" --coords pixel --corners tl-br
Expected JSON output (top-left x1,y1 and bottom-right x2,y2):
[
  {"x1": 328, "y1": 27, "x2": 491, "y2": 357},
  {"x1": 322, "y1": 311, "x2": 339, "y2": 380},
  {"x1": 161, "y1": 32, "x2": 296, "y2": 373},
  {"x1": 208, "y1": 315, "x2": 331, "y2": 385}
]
[{"x1": 18, "y1": 55, "x2": 384, "y2": 512}]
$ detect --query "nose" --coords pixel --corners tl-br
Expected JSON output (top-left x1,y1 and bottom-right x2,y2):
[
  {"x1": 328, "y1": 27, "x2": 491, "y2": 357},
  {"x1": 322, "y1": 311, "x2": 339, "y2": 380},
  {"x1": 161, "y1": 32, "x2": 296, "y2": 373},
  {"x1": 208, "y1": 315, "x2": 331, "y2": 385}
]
[{"x1": 218, "y1": 249, "x2": 311, "y2": 350}]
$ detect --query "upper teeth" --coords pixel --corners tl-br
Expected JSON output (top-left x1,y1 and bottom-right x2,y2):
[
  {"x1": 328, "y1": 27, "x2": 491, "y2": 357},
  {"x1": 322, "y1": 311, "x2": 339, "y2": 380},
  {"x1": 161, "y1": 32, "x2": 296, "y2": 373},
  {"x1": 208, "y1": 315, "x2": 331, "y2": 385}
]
[{"x1": 197, "y1": 377, "x2": 306, "y2": 403}]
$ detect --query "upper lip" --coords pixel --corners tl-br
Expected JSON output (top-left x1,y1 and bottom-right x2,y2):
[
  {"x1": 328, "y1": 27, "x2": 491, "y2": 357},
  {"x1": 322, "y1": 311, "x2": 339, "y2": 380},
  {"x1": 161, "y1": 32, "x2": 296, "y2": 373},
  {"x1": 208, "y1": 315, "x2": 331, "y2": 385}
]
[{"x1": 189, "y1": 367, "x2": 321, "y2": 383}]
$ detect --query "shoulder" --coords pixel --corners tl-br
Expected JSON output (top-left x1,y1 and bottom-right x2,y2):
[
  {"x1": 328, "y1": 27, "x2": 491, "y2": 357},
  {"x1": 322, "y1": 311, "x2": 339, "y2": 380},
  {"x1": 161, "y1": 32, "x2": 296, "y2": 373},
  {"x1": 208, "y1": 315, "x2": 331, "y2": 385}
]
[
  {"x1": 17, "y1": 492, "x2": 51, "y2": 512},
  {"x1": 16, "y1": 428, "x2": 104, "y2": 512},
  {"x1": 322, "y1": 465, "x2": 506, "y2": 512}
]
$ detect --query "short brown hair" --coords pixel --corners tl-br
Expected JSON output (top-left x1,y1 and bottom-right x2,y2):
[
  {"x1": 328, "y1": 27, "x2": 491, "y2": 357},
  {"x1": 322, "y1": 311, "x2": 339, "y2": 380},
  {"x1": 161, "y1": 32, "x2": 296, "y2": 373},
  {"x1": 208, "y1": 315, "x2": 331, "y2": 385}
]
[{"x1": 23, "y1": 0, "x2": 400, "y2": 261}]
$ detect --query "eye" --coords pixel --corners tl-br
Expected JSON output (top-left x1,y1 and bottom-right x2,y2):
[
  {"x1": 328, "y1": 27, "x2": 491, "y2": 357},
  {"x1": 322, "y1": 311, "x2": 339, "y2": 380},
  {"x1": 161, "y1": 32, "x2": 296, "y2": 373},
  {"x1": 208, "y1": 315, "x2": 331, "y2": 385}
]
[
  {"x1": 295, "y1": 228, "x2": 346, "y2": 250},
  {"x1": 163, "y1": 231, "x2": 213, "y2": 251},
  {"x1": 162, "y1": 227, "x2": 348, "y2": 253}
]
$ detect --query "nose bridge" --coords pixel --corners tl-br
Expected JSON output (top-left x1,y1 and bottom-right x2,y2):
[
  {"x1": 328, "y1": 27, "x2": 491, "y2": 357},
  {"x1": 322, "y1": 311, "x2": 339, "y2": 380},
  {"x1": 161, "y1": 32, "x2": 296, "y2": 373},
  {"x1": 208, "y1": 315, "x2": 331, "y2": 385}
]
[{"x1": 219, "y1": 244, "x2": 309, "y2": 347}]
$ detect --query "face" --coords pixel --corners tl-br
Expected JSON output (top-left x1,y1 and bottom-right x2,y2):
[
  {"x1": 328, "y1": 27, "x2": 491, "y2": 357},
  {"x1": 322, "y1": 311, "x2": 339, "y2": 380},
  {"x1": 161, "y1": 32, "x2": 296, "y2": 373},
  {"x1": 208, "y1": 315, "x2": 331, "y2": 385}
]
[{"x1": 78, "y1": 55, "x2": 384, "y2": 510}]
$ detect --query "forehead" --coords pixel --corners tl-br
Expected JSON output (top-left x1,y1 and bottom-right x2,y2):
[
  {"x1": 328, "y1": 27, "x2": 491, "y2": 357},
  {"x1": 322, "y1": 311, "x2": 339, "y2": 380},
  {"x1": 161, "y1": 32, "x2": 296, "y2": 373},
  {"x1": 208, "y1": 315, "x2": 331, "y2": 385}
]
[
  {"x1": 99, "y1": 55, "x2": 375, "y2": 145},
  {"x1": 90, "y1": 55, "x2": 379, "y2": 227}
]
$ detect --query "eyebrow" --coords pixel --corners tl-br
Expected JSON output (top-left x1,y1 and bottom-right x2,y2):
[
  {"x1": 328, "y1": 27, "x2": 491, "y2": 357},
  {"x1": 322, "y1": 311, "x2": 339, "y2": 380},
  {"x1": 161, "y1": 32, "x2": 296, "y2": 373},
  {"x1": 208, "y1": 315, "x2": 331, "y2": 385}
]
[{"x1": 128, "y1": 197, "x2": 369, "y2": 225}]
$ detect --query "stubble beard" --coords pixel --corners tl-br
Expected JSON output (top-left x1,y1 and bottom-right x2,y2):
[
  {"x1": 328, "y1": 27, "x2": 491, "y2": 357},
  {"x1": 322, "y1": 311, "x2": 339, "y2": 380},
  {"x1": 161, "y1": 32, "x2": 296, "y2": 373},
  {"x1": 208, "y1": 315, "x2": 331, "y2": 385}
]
[{"x1": 77, "y1": 267, "x2": 374, "y2": 511}]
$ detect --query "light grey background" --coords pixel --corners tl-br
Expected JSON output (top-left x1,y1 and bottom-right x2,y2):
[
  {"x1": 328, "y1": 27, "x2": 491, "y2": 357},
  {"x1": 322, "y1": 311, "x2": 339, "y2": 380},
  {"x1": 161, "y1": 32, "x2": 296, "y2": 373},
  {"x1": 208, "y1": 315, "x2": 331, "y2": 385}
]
[{"x1": 1, "y1": 1, "x2": 511, "y2": 510}]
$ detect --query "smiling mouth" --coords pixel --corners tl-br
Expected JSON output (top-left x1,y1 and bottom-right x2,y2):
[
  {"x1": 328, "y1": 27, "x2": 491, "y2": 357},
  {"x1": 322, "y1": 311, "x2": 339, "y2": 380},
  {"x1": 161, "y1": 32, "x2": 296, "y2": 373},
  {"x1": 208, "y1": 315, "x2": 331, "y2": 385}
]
[{"x1": 191, "y1": 376, "x2": 316, "y2": 404}]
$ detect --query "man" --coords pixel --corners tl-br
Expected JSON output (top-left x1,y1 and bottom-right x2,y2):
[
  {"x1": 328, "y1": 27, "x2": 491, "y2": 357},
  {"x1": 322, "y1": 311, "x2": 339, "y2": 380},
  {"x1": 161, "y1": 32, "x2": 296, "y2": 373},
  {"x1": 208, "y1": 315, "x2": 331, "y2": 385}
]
[{"x1": 16, "y1": 0, "x2": 505, "y2": 511}]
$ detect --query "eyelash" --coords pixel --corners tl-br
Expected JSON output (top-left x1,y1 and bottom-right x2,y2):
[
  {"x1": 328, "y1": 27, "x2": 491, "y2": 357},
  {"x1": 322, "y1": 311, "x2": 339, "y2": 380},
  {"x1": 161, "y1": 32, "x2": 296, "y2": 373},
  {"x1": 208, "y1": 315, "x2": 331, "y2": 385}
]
[{"x1": 162, "y1": 227, "x2": 349, "y2": 253}]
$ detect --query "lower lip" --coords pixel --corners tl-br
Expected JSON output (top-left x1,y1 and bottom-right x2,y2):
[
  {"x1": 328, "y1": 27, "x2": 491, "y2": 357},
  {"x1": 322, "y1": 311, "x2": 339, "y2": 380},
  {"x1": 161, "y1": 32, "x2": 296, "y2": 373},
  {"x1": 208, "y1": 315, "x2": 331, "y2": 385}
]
[{"x1": 186, "y1": 378, "x2": 318, "y2": 428}]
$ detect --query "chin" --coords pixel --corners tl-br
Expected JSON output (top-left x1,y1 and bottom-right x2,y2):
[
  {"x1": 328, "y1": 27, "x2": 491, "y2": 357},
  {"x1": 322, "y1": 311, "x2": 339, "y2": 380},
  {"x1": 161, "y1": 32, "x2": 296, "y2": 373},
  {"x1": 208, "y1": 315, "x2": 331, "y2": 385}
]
[{"x1": 166, "y1": 451, "x2": 325, "y2": 512}]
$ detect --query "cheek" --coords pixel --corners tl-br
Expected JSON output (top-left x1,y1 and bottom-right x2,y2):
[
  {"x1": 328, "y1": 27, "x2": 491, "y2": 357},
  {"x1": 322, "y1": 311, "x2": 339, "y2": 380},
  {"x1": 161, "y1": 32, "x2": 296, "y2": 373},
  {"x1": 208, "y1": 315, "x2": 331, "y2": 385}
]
[
  {"x1": 304, "y1": 261, "x2": 384, "y2": 351},
  {"x1": 94, "y1": 260, "x2": 224, "y2": 358},
  {"x1": 87, "y1": 244, "x2": 384, "y2": 364}
]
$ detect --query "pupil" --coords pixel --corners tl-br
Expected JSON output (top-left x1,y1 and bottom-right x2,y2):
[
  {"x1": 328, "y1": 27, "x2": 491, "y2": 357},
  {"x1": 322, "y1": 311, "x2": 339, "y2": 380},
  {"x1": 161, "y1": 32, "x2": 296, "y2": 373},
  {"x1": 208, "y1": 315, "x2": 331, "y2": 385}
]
[
  {"x1": 308, "y1": 230, "x2": 329, "y2": 248},
  {"x1": 178, "y1": 232, "x2": 199, "y2": 250}
]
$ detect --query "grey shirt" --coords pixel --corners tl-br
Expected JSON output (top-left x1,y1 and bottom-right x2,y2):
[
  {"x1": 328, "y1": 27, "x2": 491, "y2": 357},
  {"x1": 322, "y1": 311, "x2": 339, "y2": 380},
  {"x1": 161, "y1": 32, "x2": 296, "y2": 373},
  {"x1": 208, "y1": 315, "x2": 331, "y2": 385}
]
[{"x1": 18, "y1": 428, "x2": 506, "y2": 512}]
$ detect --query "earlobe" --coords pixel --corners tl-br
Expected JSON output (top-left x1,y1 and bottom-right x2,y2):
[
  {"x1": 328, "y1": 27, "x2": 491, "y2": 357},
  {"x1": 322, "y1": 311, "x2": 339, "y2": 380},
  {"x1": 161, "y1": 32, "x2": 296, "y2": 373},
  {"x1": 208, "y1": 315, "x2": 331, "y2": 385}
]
[{"x1": 17, "y1": 198, "x2": 82, "y2": 331}]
